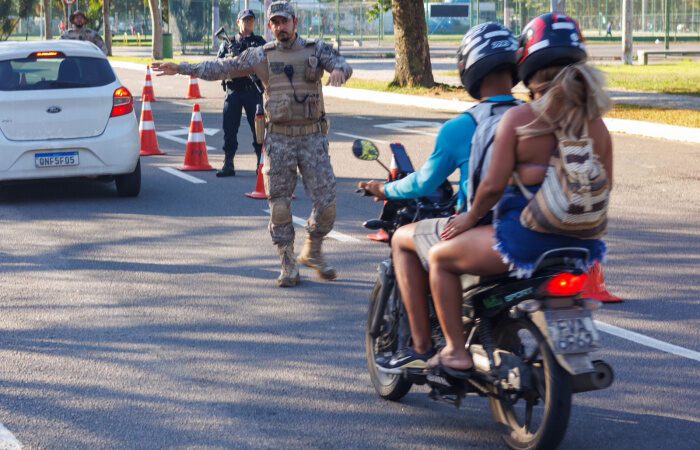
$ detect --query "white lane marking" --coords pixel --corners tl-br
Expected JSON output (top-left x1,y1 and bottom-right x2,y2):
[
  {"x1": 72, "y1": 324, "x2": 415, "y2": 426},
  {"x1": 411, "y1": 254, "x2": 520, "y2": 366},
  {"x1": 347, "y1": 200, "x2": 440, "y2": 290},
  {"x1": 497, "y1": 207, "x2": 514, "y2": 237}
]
[
  {"x1": 156, "y1": 127, "x2": 220, "y2": 151},
  {"x1": 172, "y1": 101, "x2": 195, "y2": 107},
  {"x1": 159, "y1": 167, "x2": 207, "y2": 184},
  {"x1": 0, "y1": 423, "x2": 22, "y2": 450},
  {"x1": 333, "y1": 132, "x2": 389, "y2": 144},
  {"x1": 263, "y1": 209, "x2": 360, "y2": 243},
  {"x1": 596, "y1": 320, "x2": 700, "y2": 363},
  {"x1": 374, "y1": 120, "x2": 442, "y2": 137}
]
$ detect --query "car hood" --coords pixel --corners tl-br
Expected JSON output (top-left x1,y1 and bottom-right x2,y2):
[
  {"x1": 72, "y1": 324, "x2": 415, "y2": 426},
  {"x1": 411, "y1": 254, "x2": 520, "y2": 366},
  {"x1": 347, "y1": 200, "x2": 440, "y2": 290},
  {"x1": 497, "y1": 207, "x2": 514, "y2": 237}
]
[{"x1": 0, "y1": 84, "x2": 115, "y2": 141}]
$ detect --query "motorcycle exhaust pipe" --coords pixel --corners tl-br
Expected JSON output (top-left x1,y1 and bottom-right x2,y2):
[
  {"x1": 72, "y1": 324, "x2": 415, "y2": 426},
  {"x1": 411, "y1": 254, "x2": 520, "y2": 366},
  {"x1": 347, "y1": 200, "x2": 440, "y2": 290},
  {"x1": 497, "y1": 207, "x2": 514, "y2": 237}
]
[{"x1": 571, "y1": 360, "x2": 614, "y2": 393}]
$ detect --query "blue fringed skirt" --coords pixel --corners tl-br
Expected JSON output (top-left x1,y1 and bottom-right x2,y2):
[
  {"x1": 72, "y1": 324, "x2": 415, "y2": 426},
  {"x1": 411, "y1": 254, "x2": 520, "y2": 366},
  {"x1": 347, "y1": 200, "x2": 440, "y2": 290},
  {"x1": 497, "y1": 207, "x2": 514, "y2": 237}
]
[{"x1": 493, "y1": 185, "x2": 607, "y2": 278}]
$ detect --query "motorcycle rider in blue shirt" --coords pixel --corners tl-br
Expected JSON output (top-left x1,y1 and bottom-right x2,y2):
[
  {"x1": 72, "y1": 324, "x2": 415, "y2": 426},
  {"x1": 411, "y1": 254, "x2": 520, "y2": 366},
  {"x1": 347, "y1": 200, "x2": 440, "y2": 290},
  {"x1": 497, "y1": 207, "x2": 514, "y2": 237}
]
[{"x1": 359, "y1": 23, "x2": 522, "y2": 372}]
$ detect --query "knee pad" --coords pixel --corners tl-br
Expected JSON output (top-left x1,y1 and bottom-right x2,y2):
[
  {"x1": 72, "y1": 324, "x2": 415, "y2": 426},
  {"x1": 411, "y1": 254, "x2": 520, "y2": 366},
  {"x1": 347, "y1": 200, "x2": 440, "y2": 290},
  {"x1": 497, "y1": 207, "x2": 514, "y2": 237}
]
[
  {"x1": 270, "y1": 201, "x2": 292, "y2": 226},
  {"x1": 313, "y1": 204, "x2": 336, "y2": 235}
]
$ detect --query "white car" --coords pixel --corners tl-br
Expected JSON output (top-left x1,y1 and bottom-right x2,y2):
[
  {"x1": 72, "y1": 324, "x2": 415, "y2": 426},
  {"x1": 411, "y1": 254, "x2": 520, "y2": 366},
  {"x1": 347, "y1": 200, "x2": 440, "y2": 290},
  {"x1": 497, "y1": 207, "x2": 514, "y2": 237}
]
[{"x1": 0, "y1": 40, "x2": 141, "y2": 197}]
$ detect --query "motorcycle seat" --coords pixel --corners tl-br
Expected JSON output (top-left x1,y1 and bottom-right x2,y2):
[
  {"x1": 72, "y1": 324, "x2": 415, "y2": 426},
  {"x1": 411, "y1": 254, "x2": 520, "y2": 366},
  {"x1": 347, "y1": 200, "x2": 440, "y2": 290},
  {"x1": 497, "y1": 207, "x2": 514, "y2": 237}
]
[{"x1": 461, "y1": 247, "x2": 591, "y2": 293}]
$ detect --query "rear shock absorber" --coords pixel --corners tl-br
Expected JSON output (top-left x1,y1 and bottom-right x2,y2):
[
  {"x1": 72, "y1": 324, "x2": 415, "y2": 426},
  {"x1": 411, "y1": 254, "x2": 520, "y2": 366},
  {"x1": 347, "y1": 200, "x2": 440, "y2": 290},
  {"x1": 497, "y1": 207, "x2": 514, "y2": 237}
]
[{"x1": 476, "y1": 318, "x2": 496, "y2": 372}]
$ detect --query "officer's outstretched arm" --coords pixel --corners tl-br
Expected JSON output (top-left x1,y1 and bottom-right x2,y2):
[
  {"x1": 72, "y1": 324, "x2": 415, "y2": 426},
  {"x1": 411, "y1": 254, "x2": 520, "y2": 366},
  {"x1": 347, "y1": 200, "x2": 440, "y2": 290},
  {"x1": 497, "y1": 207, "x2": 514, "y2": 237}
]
[{"x1": 175, "y1": 47, "x2": 261, "y2": 81}]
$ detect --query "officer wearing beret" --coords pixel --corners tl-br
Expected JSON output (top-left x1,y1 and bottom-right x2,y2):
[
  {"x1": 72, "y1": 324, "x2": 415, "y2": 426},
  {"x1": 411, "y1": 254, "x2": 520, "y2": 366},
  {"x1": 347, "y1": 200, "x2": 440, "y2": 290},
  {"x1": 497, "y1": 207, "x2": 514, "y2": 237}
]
[
  {"x1": 152, "y1": 1, "x2": 352, "y2": 288},
  {"x1": 217, "y1": 9, "x2": 266, "y2": 177},
  {"x1": 60, "y1": 10, "x2": 108, "y2": 55}
]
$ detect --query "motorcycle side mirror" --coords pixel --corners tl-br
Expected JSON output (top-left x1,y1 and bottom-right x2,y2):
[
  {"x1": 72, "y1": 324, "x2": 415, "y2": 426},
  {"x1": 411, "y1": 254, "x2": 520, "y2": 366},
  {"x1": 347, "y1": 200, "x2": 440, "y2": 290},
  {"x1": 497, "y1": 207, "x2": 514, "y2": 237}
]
[{"x1": 352, "y1": 139, "x2": 380, "y2": 161}]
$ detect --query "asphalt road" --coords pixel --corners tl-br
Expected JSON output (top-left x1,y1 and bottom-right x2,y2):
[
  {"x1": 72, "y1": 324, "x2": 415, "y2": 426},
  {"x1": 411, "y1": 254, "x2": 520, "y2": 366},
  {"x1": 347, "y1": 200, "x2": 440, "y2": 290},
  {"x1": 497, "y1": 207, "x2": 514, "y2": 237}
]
[{"x1": 0, "y1": 67, "x2": 698, "y2": 449}]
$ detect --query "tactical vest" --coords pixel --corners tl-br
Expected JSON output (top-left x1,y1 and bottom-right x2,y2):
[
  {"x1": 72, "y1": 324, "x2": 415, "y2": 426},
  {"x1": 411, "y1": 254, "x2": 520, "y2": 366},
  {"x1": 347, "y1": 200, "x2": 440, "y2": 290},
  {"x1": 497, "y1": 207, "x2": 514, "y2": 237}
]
[
  {"x1": 466, "y1": 99, "x2": 522, "y2": 208},
  {"x1": 264, "y1": 40, "x2": 325, "y2": 126}
]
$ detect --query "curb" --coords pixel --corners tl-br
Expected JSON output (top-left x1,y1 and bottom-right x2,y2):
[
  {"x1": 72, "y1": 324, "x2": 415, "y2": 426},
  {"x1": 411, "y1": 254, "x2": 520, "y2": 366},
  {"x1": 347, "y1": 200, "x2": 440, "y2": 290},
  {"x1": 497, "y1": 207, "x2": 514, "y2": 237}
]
[{"x1": 110, "y1": 61, "x2": 700, "y2": 145}]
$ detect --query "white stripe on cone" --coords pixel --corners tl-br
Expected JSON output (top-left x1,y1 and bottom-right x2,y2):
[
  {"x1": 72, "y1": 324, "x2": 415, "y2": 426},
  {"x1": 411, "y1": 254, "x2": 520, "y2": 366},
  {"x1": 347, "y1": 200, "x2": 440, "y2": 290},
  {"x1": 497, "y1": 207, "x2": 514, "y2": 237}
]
[
  {"x1": 188, "y1": 133, "x2": 206, "y2": 143},
  {"x1": 139, "y1": 121, "x2": 155, "y2": 131}
]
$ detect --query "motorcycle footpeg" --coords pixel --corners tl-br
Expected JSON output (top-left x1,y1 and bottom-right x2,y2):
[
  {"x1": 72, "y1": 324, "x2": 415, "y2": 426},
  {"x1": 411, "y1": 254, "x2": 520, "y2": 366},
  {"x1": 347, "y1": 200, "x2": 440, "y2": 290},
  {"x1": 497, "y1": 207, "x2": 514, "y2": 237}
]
[
  {"x1": 403, "y1": 368, "x2": 428, "y2": 385},
  {"x1": 428, "y1": 384, "x2": 466, "y2": 409}
]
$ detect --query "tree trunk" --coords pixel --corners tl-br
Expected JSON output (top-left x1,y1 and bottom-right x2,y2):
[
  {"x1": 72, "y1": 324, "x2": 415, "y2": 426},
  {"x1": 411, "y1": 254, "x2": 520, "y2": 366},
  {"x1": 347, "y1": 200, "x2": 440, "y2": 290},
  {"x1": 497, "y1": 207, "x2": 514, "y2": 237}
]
[
  {"x1": 148, "y1": 0, "x2": 163, "y2": 59},
  {"x1": 43, "y1": 0, "x2": 51, "y2": 39},
  {"x1": 391, "y1": 0, "x2": 434, "y2": 87},
  {"x1": 103, "y1": 0, "x2": 112, "y2": 56}
]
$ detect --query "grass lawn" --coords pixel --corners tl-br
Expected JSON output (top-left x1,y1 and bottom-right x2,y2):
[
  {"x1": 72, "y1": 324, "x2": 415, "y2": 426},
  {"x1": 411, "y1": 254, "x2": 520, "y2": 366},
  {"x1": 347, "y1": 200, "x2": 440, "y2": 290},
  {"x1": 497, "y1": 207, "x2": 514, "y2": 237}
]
[
  {"x1": 337, "y1": 78, "x2": 700, "y2": 128},
  {"x1": 440, "y1": 60, "x2": 700, "y2": 96},
  {"x1": 599, "y1": 60, "x2": 700, "y2": 96}
]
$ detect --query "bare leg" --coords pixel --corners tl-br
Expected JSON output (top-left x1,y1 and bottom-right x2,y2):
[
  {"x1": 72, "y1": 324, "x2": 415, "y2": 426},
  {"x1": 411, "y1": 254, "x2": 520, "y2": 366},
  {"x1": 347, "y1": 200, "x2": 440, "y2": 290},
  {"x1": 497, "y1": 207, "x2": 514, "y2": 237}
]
[
  {"x1": 392, "y1": 224, "x2": 432, "y2": 354},
  {"x1": 428, "y1": 226, "x2": 507, "y2": 369}
]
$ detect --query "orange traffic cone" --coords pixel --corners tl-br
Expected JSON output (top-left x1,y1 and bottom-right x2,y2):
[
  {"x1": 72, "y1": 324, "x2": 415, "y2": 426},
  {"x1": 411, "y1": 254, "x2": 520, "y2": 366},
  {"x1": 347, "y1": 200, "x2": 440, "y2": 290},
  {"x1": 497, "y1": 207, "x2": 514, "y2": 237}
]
[
  {"x1": 186, "y1": 76, "x2": 203, "y2": 99},
  {"x1": 180, "y1": 104, "x2": 214, "y2": 171},
  {"x1": 389, "y1": 155, "x2": 399, "y2": 181},
  {"x1": 139, "y1": 97, "x2": 166, "y2": 156},
  {"x1": 245, "y1": 150, "x2": 267, "y2": 199},
  {"x1": 582, "y1": 262, "x2": 623, "y2": 303},
  {"x1": 142, "y1": 65, "x2": 156, "y2": 102}
]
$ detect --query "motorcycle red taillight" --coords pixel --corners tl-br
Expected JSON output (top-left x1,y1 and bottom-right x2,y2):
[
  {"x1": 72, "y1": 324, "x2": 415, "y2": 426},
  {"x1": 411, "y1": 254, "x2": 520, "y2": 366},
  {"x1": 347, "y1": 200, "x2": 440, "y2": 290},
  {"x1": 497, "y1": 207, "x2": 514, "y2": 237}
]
[
  {"x1": 111, "y1": 87, "x2": 133, "y2": 117},
  {"x1": 542, "y1": 273, "x2": 589, "y2": 297}
]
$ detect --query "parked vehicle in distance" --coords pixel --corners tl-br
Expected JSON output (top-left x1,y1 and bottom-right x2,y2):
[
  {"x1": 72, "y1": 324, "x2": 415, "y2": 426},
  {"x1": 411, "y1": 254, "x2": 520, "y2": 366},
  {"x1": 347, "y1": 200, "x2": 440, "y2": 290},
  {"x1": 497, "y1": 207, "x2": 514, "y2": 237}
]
[{"x1": 0, "y1": 40, "x2": 141, "y2": 197}]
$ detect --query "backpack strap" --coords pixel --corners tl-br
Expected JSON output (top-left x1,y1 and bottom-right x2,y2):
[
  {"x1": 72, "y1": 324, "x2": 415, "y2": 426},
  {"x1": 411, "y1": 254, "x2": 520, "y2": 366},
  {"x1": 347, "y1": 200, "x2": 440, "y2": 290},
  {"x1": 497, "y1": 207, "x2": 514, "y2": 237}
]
[{"x1": 512, "y1": 172, "x2": 534, "y2": 200}]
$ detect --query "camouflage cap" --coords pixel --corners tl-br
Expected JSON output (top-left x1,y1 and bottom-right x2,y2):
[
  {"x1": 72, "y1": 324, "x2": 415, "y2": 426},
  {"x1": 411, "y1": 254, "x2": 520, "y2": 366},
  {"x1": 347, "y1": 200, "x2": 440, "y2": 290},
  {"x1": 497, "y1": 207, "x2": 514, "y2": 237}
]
[
  {"x1": 69, "y1": 10, "x2": 87, "y2": 24},
  {"x1": 267, "y1": 1, "x2": 295, "y2": 20}
]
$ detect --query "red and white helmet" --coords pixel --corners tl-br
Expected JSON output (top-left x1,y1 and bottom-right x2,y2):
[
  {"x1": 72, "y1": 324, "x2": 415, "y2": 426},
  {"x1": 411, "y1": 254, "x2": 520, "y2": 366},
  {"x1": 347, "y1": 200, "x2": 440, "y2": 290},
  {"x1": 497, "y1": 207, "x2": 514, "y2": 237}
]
[{"x1": 517, "y1": 13, "x2": 587, "y2": 86}]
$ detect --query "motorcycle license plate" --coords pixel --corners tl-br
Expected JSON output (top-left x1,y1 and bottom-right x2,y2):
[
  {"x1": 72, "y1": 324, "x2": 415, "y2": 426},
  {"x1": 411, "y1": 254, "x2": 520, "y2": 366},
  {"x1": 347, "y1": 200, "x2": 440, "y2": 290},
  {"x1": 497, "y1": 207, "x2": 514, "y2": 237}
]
[{"x1": 545, "y1": 310, "x2": 601, "y2": 354}]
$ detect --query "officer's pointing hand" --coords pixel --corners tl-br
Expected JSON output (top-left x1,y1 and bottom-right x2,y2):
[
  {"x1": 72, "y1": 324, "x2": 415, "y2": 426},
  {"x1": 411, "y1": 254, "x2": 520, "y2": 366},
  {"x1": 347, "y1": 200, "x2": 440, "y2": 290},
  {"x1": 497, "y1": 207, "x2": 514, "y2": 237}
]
[
  {"x1": 151, "y1": 62, "x2": 180, "y2": 76},
  {"x1": 328, "y1": 69, "x2": 346, "y2": 87}
]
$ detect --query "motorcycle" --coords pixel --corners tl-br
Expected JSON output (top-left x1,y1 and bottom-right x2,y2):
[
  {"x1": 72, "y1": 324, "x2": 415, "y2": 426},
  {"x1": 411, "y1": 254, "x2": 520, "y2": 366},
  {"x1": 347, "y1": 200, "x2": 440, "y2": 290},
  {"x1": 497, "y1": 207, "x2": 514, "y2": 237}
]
[{"x1": 353, "y1": 139, "x2": 614, "y2": 450}]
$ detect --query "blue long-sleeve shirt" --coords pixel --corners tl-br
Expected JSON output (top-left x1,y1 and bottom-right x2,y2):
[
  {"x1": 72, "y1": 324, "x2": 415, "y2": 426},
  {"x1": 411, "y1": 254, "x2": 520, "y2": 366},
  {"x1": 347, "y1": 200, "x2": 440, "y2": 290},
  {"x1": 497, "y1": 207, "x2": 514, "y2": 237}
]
[{"x1": 383, "y1": 95, "x2": 515, "y2": 212}]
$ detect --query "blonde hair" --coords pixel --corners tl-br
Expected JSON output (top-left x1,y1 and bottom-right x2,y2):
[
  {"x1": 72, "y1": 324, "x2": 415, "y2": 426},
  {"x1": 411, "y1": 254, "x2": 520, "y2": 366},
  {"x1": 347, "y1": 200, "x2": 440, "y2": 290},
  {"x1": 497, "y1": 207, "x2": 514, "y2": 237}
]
[{"x1": 517, "y1": 63, "x2": 612, "y2": 139}]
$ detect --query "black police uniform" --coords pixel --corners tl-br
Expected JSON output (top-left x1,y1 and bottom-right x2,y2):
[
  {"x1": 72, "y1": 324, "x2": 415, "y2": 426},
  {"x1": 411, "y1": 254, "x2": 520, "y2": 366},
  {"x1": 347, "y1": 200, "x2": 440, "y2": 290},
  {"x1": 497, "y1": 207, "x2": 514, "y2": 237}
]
[{"x1": 218, "y1": 32, "x2": 266, "y2": 176}]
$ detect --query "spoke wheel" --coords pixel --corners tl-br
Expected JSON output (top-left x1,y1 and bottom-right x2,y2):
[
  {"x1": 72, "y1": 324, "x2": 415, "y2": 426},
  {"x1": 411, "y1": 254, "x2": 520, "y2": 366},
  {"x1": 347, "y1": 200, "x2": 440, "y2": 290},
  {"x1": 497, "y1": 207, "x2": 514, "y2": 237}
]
[
  {"x1": 365, "y1": 280, "x2": 412, "y2": 401},
  {"x1": 489, "y1": 319, "x2": 572, "y2": 450}
]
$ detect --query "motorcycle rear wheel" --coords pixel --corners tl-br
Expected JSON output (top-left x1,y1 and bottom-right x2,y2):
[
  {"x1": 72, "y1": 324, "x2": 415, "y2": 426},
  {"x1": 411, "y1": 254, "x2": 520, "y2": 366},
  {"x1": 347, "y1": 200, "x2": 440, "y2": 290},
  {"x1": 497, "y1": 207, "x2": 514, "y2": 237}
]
[
  {"x1": 365, "y1": 280, "x2": 413, "y2": 401},
  {"x1": 488, "y1": 319, "x2": 572, "y2": 450}
]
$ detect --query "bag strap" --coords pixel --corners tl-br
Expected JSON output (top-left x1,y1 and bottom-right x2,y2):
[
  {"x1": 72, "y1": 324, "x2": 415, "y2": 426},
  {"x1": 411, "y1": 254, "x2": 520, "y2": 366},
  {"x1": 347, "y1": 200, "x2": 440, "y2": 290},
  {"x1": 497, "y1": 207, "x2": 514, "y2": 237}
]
[{"x1": 512, "y1": 172, "x2": 534, "y2": 200}]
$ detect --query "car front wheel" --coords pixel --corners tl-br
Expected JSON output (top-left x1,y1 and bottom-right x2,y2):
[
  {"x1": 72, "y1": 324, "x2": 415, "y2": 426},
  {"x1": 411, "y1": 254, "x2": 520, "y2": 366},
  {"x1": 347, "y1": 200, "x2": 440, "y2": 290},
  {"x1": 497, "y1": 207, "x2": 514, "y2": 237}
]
[{"x1": 115, "y1": 160, "x2": 141, "y2": 197}]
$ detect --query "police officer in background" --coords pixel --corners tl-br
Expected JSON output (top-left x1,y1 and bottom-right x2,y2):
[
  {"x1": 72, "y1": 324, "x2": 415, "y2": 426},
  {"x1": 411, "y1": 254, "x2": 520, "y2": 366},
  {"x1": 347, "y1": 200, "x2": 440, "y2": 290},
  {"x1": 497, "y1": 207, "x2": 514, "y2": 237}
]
[
  {"x1": 152, "y1": 1, "x2": 352, "y2": 288},
  {"x1": 61, "y1": 10, "x2": 108, "y2": 55},
  {"x1": 217, "y1": 9, "x2": 266, "y2": 177}
]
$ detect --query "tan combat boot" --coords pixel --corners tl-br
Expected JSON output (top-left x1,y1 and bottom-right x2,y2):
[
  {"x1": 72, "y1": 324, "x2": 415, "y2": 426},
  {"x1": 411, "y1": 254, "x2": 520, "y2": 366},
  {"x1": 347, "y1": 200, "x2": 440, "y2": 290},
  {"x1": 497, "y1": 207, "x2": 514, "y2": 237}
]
[
  {"x1": 298, "y1": 236, "x2": 337, "y2": 280},
  {"x1": 277, "y1": 245, "x2": 300, "y2": 287}
]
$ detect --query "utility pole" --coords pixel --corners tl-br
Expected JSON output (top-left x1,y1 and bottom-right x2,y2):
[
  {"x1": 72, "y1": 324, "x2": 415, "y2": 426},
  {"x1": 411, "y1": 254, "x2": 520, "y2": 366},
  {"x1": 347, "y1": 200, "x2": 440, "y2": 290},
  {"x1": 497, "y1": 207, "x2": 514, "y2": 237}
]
[
  {"x1": 550, "y1": 0, "x2": 566, "y2": 13},
  {"x1": 664, "y1": 0, "x2": 671, "y2": 49},
  {"x1": 212, "y1": 0, "x2": 219, "y2": 51},
  {"x1": 622, "y1": 0, "x2": 633, "y2": 64},
  {"x1": 504, "y1": 0, "x2": 510, "y2": 28}
]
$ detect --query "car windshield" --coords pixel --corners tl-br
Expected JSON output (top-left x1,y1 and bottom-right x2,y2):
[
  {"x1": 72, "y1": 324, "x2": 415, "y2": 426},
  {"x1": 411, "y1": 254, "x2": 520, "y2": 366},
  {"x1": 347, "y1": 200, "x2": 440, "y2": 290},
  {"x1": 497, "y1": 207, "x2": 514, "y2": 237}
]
[{"x1": 0, "y1": 56, "x2": 115, "y2": 91}]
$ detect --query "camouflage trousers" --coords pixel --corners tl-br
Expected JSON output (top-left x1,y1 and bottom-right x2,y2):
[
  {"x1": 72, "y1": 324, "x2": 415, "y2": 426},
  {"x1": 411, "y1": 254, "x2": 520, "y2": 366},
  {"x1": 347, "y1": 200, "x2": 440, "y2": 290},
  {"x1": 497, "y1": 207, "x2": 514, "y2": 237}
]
[{"x1": 263, "y1": 131, "x2": 336, "y2": 247}]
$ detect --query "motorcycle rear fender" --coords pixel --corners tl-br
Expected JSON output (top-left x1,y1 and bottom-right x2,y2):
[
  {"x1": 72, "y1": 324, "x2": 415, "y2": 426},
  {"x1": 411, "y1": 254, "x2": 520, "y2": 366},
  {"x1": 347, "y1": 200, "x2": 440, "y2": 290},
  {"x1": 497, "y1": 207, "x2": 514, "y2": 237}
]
[
  {"x1": 369, "y1": 259, "x2": 395, "y2": 338},
  {"x1": 528, "y1": 310, "x2": 596, "y2": 375}
]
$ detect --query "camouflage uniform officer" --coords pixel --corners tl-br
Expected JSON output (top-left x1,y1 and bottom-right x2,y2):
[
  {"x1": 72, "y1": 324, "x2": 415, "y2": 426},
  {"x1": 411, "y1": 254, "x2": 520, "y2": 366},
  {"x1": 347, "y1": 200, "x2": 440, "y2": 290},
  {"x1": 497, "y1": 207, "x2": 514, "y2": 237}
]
[
  {"x1": 152, "y1": 1, "x2": 352, "y2": 288},
  {"x1": 61, "y1": 10, "x2": 108, "y2": 55}
]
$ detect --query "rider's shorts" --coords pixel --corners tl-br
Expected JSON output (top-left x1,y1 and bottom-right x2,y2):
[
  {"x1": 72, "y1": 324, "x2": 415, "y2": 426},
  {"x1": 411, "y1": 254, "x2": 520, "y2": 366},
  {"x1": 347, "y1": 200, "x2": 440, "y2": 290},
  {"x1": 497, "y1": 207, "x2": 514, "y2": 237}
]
[{"x1": 413, "y1": 217, "x2": 450, "y2": 271}]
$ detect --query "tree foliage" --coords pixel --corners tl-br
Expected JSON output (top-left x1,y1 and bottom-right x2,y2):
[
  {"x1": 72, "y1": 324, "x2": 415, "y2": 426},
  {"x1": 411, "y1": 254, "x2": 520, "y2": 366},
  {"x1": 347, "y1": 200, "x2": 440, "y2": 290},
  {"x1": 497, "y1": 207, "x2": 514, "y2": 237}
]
[{"x1": 0, "y1": 0, "x2": 37, "y2": 41}]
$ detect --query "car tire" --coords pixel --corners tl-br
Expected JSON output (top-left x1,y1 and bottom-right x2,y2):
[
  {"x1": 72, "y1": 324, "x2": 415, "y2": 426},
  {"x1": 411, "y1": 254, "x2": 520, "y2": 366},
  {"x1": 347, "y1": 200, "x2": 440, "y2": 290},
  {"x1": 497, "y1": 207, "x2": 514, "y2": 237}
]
[{"x1": 115, "y1": 160, "x2": 141, "y2": 197}]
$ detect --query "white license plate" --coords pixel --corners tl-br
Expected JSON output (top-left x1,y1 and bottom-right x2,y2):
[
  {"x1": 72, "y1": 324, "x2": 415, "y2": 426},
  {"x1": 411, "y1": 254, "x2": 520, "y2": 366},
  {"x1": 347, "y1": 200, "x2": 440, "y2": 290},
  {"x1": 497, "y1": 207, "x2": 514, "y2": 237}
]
[
  {"x1": 35, "y1": 151, "x2": 79, "y2": 168},
  {"x1": 545, "y1": 310, "x2": 601, "y2": 354}
]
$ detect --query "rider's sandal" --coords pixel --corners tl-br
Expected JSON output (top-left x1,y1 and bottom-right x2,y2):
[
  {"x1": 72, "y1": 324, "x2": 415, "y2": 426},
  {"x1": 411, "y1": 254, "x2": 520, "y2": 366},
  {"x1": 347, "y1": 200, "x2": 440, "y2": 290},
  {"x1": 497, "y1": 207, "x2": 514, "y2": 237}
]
[{"x1": 426, "y1": 350, "x2": 474, "y2": 380}]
